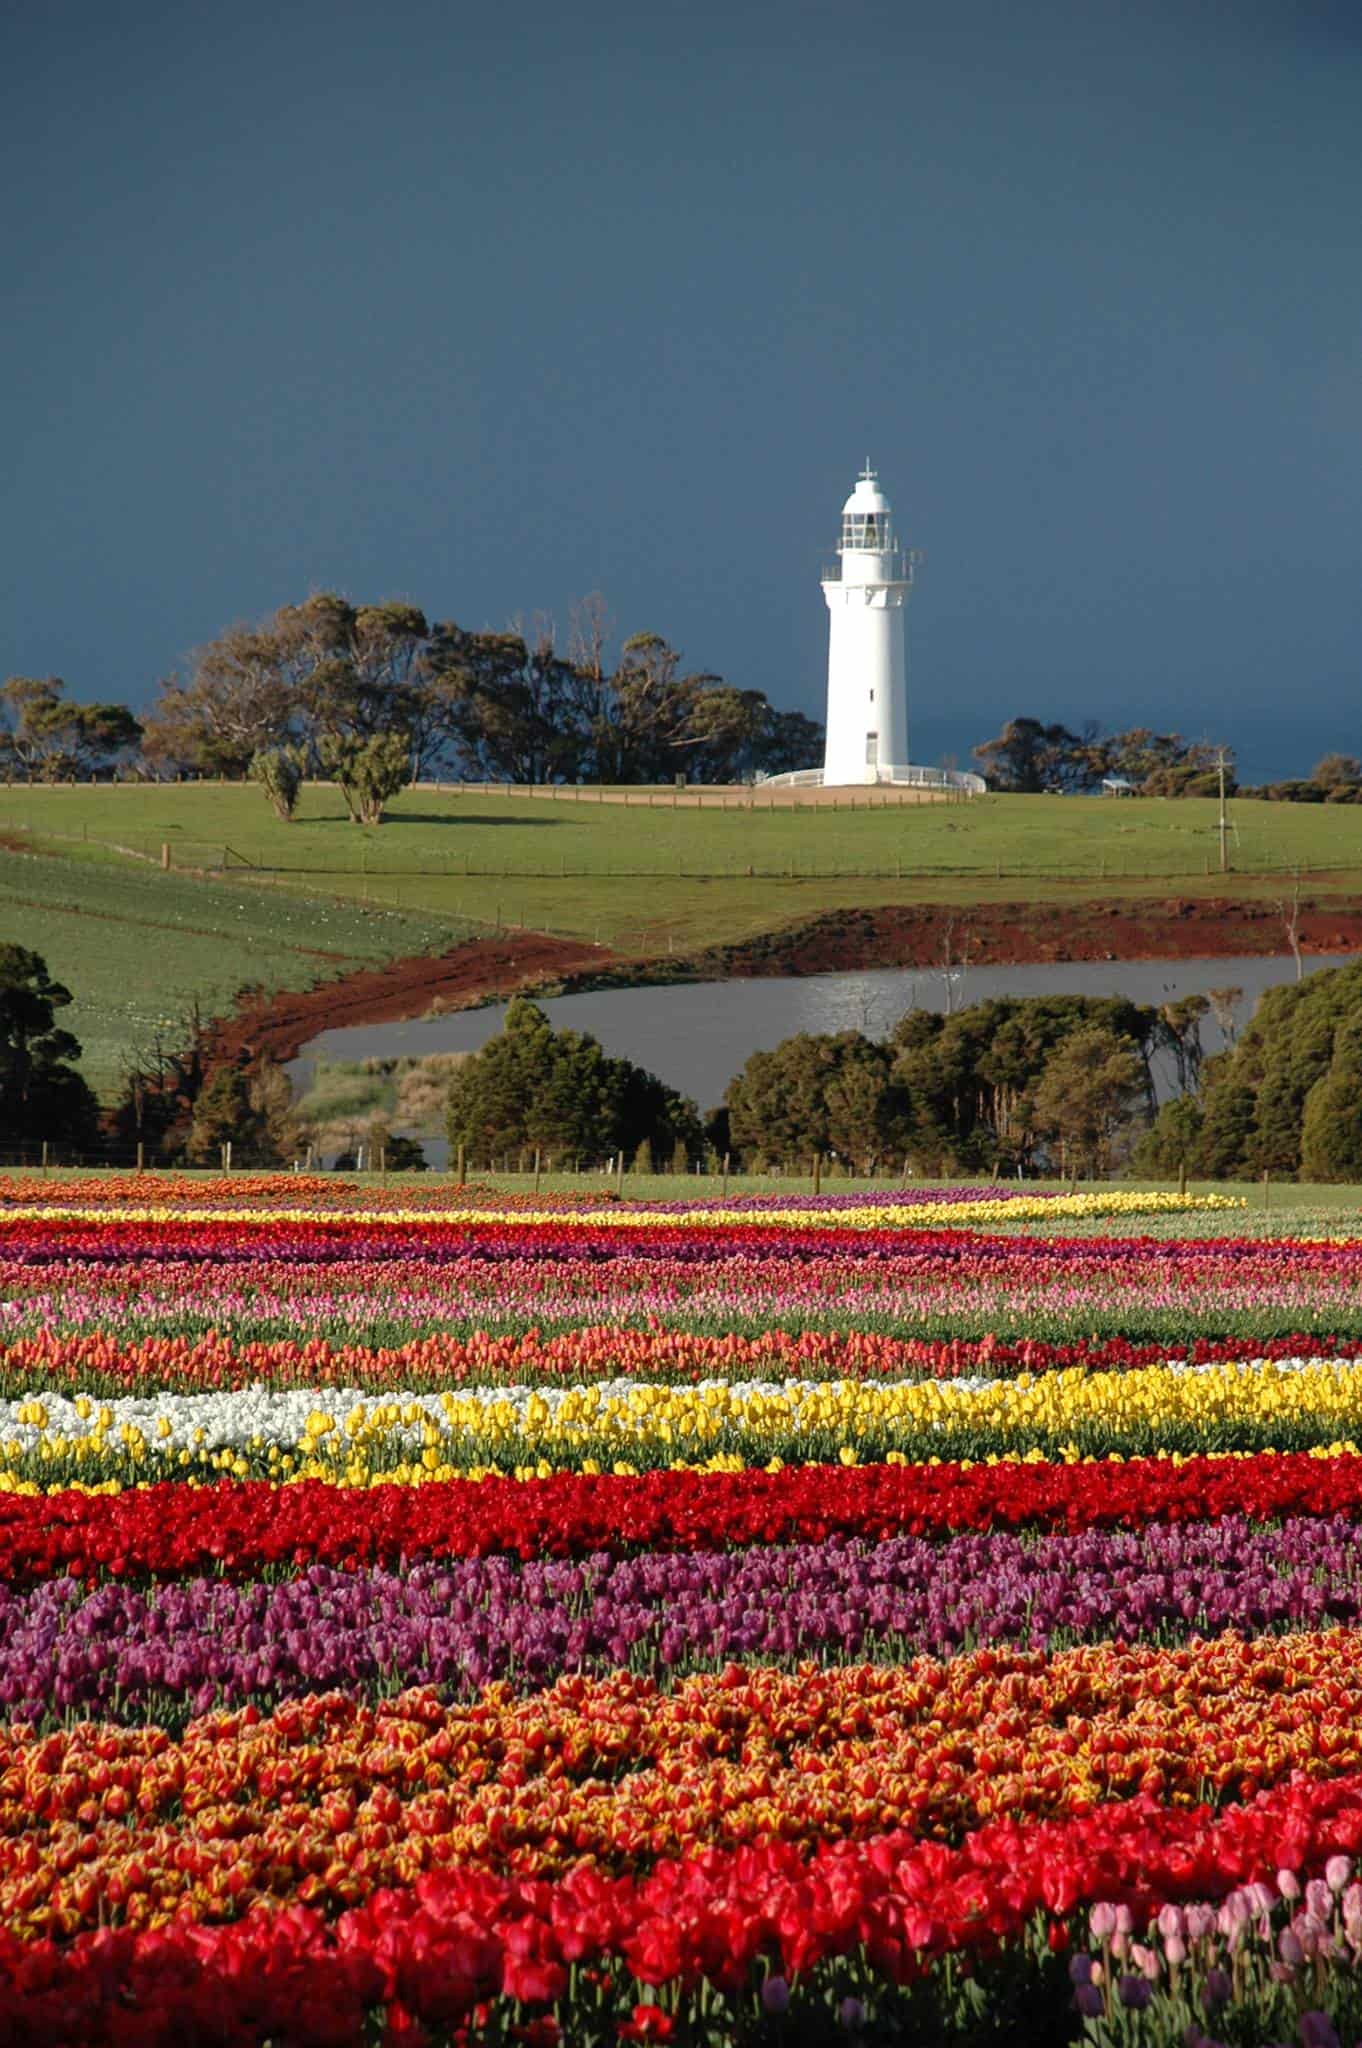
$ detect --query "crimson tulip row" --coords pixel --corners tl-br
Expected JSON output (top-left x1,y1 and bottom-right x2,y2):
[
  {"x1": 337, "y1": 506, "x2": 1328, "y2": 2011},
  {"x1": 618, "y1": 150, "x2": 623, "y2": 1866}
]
[
  {"x1": 8, "y1": 1450, "x2": 1362, "y2": 1582},
  {"x1": 1, "y1": 1218, "x2": 993, "y2": 1266}
]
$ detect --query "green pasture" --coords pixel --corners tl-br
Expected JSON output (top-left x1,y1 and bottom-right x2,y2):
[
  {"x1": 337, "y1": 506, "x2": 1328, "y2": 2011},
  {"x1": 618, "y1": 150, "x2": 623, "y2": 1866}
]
[
  {"x1": 0, "y1": 846, "x2": 464, "y2": 1098},
  {"x1": 4, "y1": 784, "x2": 1362, "y2": 958}
]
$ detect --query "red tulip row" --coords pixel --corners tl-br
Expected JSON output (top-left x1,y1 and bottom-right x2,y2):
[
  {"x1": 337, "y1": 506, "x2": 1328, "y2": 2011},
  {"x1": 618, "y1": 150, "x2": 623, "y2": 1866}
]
[
  {"x1": 0, "y1": 1173, "x2": 591, "y2": 1213},
  {"x1": 3, "y1": 1216, "x2": 981, "y2": 1260},
  {"x1": 9, "y1": 1326, "x2": 1360, "y2": 1397},
  {"x1": 8, "y1": 1448, "x2": 1362, "y2": 1583},
  {"x1": 5, "y1": 1766, "x2": 1362, "y2": 2046}
]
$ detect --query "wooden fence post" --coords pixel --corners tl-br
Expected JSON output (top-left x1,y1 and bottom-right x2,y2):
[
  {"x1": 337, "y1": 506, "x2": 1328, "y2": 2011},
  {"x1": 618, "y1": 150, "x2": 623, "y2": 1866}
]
[{"x1": 533, "y1": 1147, "x2": 541, "y2": 1194}]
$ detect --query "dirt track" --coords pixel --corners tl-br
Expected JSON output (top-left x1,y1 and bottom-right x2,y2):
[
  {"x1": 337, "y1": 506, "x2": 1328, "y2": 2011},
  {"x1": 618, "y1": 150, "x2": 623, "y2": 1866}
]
[
  {"x1": 206, "y1": 934, "x2": 619, "y2": 1067},
  {"x1": 205, "y1": 895, "x2": 1362, "y2": 1068}
]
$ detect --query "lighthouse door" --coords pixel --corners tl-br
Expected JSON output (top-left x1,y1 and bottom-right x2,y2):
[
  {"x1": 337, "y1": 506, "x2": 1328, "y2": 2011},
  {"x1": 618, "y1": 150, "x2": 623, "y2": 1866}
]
[{"x1": 865, "y1": 732, "x2": 879, "y2": 768}]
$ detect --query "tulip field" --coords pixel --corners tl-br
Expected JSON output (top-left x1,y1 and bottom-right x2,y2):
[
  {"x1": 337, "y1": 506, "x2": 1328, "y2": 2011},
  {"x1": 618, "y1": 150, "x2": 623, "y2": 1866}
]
[{"x1": 13, "y1": 1178, "x2": 1362, "y2": 2044}]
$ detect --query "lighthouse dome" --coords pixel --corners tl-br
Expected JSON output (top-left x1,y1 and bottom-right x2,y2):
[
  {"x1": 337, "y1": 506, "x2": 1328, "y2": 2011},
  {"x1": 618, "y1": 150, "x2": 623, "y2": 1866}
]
[{"x1": 841, "y1": 467, "x2": 892, "y2": 519}]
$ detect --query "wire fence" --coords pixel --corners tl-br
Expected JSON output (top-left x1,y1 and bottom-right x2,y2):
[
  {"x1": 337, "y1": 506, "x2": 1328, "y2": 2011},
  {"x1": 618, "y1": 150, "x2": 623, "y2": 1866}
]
[
  {"x1": 6, "y1": 822, "x2": 1354, "y2": 887},
  {"x1": 0, "y1": 1141, "x2": 950, "y2": 1189}
]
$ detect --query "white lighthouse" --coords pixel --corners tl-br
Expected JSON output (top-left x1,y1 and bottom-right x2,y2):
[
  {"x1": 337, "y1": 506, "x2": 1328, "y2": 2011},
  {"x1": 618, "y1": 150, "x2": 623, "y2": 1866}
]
[
  {"x1": 821, "y1": 464, "x2": 912, "y2": 785},
  {"x1": 756, "y1": 464, "x2": 982, "y2": 796}
]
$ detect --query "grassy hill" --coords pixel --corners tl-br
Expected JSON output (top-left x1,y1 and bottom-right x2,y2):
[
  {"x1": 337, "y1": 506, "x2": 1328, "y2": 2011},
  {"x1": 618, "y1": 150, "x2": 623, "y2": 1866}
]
[
  {"x1": 0, "y1": 842, "x2": 462, "y2": 1098},
  {"x1": 5, "y1": 780, "x2": 1362, "y2": 1098}
]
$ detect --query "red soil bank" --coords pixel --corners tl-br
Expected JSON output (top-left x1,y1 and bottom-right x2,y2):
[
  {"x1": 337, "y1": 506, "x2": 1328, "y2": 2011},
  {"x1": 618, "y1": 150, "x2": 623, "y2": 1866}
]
[
  {"x1": 205, "y1": 894, "x2": 1362, "y2": 1066},
  {"x1": 711, "y1": 896, "x2": 1362, "y2": 977}
]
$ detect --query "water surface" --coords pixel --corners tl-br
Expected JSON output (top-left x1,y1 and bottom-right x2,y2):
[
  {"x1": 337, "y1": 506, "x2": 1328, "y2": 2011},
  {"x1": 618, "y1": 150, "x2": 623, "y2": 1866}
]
[{"x1": 290, "y1": 951, "x2": 1351, "y2": 1112}]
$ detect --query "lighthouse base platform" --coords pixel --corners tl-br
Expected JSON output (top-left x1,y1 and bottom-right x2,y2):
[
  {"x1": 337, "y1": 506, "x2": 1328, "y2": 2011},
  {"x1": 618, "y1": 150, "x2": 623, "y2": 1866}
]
[{"x1": 757, "y1": 764, "x2": 985, "y2": 795}]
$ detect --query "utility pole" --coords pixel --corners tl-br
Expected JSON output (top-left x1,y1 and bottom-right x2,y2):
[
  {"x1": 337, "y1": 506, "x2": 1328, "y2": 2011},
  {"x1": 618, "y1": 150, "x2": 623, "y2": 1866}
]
[{"x1": 1216, "y1": 747, "x2": 1230, "y2": 874}]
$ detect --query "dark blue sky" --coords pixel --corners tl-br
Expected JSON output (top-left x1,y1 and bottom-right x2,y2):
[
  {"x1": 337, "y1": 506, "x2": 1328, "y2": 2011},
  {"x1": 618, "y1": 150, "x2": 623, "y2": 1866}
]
[{"x1": 2, "y1": 0, "x2": 1358, "y2": 782}]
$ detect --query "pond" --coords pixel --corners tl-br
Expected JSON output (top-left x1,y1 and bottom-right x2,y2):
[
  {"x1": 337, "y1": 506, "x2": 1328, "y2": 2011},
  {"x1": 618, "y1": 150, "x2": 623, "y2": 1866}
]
[{"x1": 289, "y1": 951, "x2": 1354, "y2": 1119}]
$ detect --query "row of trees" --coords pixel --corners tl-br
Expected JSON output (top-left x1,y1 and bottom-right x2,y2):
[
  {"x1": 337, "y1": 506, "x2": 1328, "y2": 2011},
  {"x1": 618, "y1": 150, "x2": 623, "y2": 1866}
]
[
  {"x1": 1246, "y1": 754, "x2": 1362, "y2": 805},
  {"x1": 12, "y1": 625, "x2": 1362, "y2": 808},
  {"x1": 122, "y1": 994, "x2": 1160, "y2": 1179},
  {"x1": 971, "y1": 718, "x2": 1232, "y2": 796},
  {"x1": 972, "y1": 723, "x2": 1362, "y2": 808},
  {"x1": 0, "y1": 954, "x2": 705, "y2": 1173},
  {"x1": 0, "y1": 678, "x2": 142, "y2": 782},
  {"x1": 168, "y1": 993, "x2": 1167, "y2": 1179},
  {"x1": 3, "y1": 594, "x2": 822, "y2": 792},
  {"x1": 726, "y1": 966, "x2": 1362, "y2": 1185}
]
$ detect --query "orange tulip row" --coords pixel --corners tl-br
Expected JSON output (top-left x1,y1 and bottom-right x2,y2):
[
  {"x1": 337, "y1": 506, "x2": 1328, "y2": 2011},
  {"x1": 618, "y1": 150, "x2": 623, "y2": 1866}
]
[{"x1": 3, "y1": 1629, "x2": 1361, "y2": 1941}]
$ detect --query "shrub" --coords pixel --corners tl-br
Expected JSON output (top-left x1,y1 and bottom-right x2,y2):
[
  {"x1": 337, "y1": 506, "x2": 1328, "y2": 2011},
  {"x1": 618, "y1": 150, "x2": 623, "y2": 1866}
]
[{"x1": 250, "y1": 746, "x2": 305, "y2": 821}]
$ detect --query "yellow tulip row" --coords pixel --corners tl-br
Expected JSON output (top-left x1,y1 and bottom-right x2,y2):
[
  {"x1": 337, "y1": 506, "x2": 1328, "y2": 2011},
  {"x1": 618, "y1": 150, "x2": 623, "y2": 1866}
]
[{"x1": 0, "y1": 1356, "x2": 1353, "y2": 1491}]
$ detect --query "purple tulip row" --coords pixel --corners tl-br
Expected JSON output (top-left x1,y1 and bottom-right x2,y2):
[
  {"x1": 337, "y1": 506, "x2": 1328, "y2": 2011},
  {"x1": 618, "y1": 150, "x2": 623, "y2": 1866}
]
[{"x1": 7, "y1": 1512, "x2": 1362, "y2": 1721}]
